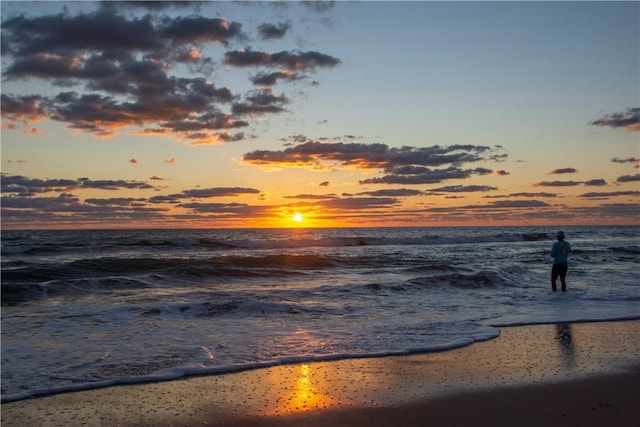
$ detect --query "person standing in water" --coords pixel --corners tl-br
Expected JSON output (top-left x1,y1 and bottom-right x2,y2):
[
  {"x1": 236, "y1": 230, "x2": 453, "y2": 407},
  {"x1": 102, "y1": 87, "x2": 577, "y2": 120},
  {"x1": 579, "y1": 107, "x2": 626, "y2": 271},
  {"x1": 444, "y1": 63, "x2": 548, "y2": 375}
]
[{"x1": 550, "y1": 231, "x2": 571, "y2": 292}]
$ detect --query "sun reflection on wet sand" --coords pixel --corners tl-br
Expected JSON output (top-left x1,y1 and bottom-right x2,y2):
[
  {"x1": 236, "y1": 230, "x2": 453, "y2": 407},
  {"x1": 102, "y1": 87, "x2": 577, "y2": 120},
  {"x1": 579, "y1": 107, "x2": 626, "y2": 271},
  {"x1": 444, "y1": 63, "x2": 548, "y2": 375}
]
[{"x1": 274, "y1": 364, "x2": 336, "y2": 414}]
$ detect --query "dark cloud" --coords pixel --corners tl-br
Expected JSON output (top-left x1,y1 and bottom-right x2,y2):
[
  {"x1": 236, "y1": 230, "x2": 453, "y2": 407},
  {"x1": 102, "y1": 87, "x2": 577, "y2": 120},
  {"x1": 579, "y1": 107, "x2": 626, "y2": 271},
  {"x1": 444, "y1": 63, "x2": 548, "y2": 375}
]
[
  {"x1": 358, "y1": 189, "x2": 423, "y2": 197},
  {"x1": 85, "y1": 197, "x2": 146, "y2": 206},
  {"x1": 1, "y1": 174, "x2": 156, "y2": 196},
  {"x1": 426, "y1": 185, "x2": 497, "y2": 193},
  {"x1": 1, "y1": 175, "x2": 78, "y2": 196},
  {"x1": 243, "y1": 141, "x2": 504, "y2": 184},
  {"x1": 579, "y1": 191, "x2": 640, "y2": 198},
  {"x1": 300, "y1": 1, "x2": 336, "y2": 13},
  {"x1": 484, "y1": 192, "x2": 557, "y2": 199},
  {"x1": 160, "y1": 16, "x2": 242, "y2": 45},
  {"x1": 112, "y1": 2, "x2": 204, "y2": 11},
  {"x1": 0, "y1": 172, "x2": 265, "y2": 227},
  {"x1": 283, "y1": 193, "x2": 337, "y2": 200},
  {"x1": 1, "y1": 4, "x2": 340, "y2": 143},
  {"x1": 180, "y1": 187, "x2": 261, "y2": 198},
  {"x1": 258, "y1": 22, "x2": 291, "y2": 40},
  {"x1": 250, "y1": 71, "x2": 302, "y2": 86},
  {"x1": 361, "y1": 167, "x2": 493, "y2": 185},
  {"x1": 616, "y1": 174, "x2": 640, "y2": 183},
  {"x1": 232, "y1": 89, "x2": 290, "y2": 115},
  {"x1": 147, "y1": 194, "x2": 182, "y2": 204},
  {"x1": 0, "y1": 94, "x2": 48, "y2": 127},
  {"x1": 1, "y1": 193, "x2": 80, "y2": 209},
  {"x1": 534, "y1": 181, "x2": 582, "y2": 187},
  {"x1": 177, "y1": 202, "x2": 252, "y2": 214},
  {"x1": 224, "y1": 49, "x2": 341, "y2": 70},
  {"x1": 584, "y1": 179, "x2": 607, "y2": 186},
  {"x1": 79, "y1": 178, "x2": 156, "y2": 190},
  {"x1": 318, "y1": 197, "x2": 399, "y2": 210},
  {"x1": 612, "y1": 157, "x2": 639, "y2": 164},
  {"x1": 550, "y1": 168, "x2": 577, "y2": 174},
  {"x1": 496, "y1": 170, "x2": 510, "y2": 176},
  {"x1": 581, "y1": 203, "x2": 640, "y2": 219},
  {"x1": 590, "y1": 108, "x2": 640, "y2": 132},
  {"x1": 427, "y1": 199, "x2": 551, "y2": 212}
]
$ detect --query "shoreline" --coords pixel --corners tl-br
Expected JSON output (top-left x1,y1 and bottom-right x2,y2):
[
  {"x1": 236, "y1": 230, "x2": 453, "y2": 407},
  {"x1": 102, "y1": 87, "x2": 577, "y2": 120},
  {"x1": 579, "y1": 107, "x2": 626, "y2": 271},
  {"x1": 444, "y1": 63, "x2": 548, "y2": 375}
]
[{"x1": 2, "y1": 320, "x2": 640, "y2": 426}]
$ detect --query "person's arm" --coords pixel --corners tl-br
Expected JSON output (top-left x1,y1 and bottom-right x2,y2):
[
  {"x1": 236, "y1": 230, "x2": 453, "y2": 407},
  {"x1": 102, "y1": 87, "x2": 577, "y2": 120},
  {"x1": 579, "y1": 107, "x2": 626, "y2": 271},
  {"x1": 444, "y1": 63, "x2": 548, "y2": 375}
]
[{"x1": 551, "y1": 243, "x2": 557, "y2": 258}]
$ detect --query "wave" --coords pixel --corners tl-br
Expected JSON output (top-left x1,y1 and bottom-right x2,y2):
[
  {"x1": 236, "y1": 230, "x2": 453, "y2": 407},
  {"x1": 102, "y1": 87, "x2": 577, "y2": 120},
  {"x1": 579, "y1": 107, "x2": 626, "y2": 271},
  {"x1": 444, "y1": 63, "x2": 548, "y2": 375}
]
[
  {"x1": 5, "y1": 316, "x2": 640, "y2": 404},
  {"x1": 0, "y1": 326, "x2": 501, "y2": 404},
  {"x1": 0, "y1": 254, "x2": 338, "y2": 304},
  {"x1": 1, "y1": 230, "x2": 556, "y2": 257},
  {"x1": 408, "y1": 271, "x2": 511, "y2": 289},
  {"x1": 609, "y1": 245, "x2": 640, "y2": 255}
]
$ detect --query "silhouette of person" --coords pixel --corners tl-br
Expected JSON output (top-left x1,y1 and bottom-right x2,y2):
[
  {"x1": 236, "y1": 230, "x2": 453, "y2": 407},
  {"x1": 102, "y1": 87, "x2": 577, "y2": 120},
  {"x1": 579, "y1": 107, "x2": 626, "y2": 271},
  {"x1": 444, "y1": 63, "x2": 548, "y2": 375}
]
[{"x1": 550, "y1": 231, "x2": 571, "y2": 292}]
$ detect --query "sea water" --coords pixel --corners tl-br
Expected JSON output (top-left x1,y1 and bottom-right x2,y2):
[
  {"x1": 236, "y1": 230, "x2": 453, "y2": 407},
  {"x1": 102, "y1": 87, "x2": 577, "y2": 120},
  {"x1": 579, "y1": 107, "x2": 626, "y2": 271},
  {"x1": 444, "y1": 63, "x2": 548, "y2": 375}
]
[{"x1": 2, "y1": 226, "x2": 638, "y2": 402}]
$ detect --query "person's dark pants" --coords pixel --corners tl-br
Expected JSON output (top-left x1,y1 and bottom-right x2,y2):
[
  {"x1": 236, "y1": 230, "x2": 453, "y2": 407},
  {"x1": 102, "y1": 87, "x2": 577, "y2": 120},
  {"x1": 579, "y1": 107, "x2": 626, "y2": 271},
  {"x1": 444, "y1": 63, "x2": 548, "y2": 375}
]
[{"x1": 551, "y1": 263, "x2": 568, "y2": 292}]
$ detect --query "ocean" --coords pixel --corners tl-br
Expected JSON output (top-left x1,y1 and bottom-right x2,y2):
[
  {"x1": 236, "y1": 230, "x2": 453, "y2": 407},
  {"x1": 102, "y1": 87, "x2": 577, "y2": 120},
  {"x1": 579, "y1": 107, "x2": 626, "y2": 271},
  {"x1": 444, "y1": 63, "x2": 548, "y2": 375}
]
[{"x1": 2, "y1": 226, "x2": 638, "y2": 402}]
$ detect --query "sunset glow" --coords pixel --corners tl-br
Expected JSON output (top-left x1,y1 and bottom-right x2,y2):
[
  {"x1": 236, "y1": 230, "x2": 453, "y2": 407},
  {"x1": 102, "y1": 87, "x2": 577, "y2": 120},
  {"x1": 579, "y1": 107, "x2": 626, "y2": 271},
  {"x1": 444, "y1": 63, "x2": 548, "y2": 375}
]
[{"x1": 1, "y1": 1, "x2": 638, "y2": 229}]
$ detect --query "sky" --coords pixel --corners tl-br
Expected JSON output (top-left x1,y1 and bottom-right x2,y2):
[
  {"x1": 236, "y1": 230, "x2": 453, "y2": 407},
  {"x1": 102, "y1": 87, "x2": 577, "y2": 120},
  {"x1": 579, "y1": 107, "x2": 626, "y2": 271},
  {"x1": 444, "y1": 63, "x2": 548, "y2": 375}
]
[{"x1": 1, "y1": 1, "x2": 639, "y2": 230}]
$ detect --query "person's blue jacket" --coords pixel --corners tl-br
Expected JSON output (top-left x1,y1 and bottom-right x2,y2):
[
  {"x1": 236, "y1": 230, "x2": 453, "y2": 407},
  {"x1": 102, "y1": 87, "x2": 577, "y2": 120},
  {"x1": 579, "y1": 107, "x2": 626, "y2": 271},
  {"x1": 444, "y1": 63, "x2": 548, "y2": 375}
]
[{"x1": 551, "y1": 240, "x2": 571, "y2": 264}]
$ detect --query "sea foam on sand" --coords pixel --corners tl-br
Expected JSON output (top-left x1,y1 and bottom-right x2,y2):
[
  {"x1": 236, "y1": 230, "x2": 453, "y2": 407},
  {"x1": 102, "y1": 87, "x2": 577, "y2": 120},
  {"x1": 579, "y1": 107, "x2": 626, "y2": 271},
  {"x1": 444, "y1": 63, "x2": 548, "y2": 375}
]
[{"x1": 2, "y1": 320, "x2": 639, "y2": 427}]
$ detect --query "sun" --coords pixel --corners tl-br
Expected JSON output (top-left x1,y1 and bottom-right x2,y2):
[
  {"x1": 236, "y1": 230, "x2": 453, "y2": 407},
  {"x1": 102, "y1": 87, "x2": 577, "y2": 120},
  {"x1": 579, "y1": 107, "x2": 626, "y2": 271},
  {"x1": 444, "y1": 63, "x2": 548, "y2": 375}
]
[{"x1": 293, "y1": 212, "x2": 303, "y2": 223}]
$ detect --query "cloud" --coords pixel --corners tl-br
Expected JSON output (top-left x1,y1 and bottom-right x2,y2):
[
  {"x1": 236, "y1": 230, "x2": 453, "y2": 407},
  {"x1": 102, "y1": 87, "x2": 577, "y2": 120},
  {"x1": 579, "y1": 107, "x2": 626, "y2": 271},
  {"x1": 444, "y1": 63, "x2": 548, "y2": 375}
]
[
  {"x1": 496, "y1": 170, "x2": 510, "y2": 176},
  {"x1": 258, "y1": 22, "x2": 291, "y2": 40},
  {"x1": 583, "y1": 179, "x2": 607, "y2": 186},
  {"x1": 484, "y1": 192, "x2": 557, "y2": 199},
  {"x1": 85, "y1": 197, "x2": 146, "y2": 206},
  {"x1": 616, "y1": 174, "x2": 640, "y2": 183},
  {"x1": 427, "y1": 199, "x2": 551, "y2": 212},
  {"x1": 180, "y1": 187, "x2": 261, "y2": 198},
  {"x1": 250, "y1": 70, "x2": 302, "y2": 86},
  {"x1": 243, "y1": 141, "x2": 505, "y2": 184},
  {"x1": 534, "y1": 181, "x2": 582, "y2": 187},
  {"x1": 426, "y1": 185, "x2": 497, "y2": 193},
  {"x1": 165, "y1": 158, "x2": 178, "y2": 163},
  {"x1": 300, "y1": 1, "x2": 336, "y2": 13},
  {"x1": 224, "y1": 49, "x2": 341, "y2": 70},
  {"x1": 232, "y1": 89, "x2": 290, "y2": 115},
  {"x1": 357, "y1": 189, "x2": 423, "y2": 197},
  {"x1": 129, "y1": 158, "x2": 139, "y2": 164},
  {"x1": 612, "y1": 157, "x2": 639, "y2": 164},
  {"x1": 78, "y1": 178, "x2": 156, "y2": 190},
  {"x1": 1, "y1": 174, "x2": 156, "y2": 196},
  {"x1": 0, "y1": 4, "x2": 340, "y2": 143},
  {"x1": 550, "y1": 168, "x2": 577, "y2": 174},
  {"x1": 579, "y1": 191, "x2": 640, "y2": 198},
  {"x1": 283, "y1": 193, "x2": 338, "y2": 200},
  {"x1": 590, "y1": 108, "x2": 640, "y2": 132},
  {"x1": 317, "y1": 197, "x2": 400, "y2": 210},
  {"x1": 177, "y1": 202, "x2": 252, "y2": 214},
  {"x1": 1, "y1": 193, "x2": 80, "y2": 209}
]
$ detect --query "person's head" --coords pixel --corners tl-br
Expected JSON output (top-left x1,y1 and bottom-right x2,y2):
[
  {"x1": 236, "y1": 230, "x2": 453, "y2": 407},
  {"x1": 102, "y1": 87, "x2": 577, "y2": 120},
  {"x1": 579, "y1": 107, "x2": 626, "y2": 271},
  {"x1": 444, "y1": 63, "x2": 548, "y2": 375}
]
[{"x1": 557, "y1": 231, "x2": 565, "y2": 241}]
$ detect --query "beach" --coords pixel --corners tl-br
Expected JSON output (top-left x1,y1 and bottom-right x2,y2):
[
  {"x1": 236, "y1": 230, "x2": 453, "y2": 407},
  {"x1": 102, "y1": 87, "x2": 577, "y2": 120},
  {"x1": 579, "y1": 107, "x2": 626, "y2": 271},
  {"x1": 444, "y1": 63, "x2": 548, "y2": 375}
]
[{"x1": 2, "y1": 320, "x2": 639, "y2": 426}]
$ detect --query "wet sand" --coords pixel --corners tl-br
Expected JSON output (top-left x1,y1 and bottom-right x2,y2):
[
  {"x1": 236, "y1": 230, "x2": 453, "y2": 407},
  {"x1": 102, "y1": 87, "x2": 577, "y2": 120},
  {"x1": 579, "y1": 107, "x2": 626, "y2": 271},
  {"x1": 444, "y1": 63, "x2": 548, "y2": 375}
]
[{"x1": 2, "y1": 320, "x2": 639, "y2": 426}]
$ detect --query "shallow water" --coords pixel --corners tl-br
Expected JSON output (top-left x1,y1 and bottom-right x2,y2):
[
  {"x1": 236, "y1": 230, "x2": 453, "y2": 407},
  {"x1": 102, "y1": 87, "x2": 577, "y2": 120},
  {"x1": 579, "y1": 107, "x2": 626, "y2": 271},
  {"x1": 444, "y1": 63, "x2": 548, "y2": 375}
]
[{"x1": 2, "y1": 226, "x2": 639, "y2": 401}]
